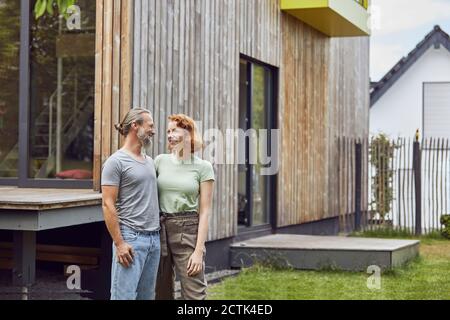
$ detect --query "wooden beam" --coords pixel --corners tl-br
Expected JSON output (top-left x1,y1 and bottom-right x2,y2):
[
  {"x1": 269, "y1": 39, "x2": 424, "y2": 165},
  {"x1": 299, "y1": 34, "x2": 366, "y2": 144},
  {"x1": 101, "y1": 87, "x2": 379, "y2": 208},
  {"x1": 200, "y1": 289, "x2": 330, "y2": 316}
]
[
  {"x1": 112, "y1": 0, "x2": 122, "y2": 154},
  {"x1": 0, "y1": 242, "x2": 101, "y2": 268},
  {"x1": 93, "y1": 0, "x2": 134, "y2": 191},
  {"x1": 12, "y1": 231, "x2": 36, "y2": 286},
  {"x1": 120, "y1": 0, "x2": 133, "y2": 145},
  {"x1": 101, "y1": 0, "x2": 113, "y2": 173},
  {"x1": 94, "y1": 0, "x2": 104, "y2": 192}
]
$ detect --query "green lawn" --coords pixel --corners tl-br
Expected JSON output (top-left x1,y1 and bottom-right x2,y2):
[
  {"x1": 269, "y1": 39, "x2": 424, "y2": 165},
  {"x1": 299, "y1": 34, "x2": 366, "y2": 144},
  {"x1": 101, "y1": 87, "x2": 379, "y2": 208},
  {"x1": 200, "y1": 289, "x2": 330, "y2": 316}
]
[{"x1": 208, "y1": 236, "x2": 450, "y2": 300}]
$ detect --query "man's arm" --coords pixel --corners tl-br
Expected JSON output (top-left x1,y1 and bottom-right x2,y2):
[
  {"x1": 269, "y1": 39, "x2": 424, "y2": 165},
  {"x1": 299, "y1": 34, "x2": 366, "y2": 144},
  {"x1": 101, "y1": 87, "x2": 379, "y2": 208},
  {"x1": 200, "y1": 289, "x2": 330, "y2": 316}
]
[{"x1": 102, "y1": 186, "x2": 134, "y2": 268}]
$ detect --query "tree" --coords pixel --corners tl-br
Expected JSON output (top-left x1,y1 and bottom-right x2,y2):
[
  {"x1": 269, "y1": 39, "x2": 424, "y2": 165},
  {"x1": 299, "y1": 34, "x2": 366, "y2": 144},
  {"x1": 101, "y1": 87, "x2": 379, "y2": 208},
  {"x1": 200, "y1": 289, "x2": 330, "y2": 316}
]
[
  {"x1": 369, "y1": 134, "x2": 398, "y2": 224},
  {"x1": 34, "y1": 0, "x2": 77, "y2": 20}
]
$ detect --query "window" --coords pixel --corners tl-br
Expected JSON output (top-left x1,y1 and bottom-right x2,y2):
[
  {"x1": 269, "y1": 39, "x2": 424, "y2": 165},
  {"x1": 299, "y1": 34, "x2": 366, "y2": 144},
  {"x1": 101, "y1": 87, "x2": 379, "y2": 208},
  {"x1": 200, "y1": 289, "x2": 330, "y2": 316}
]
[
  {"x1": 423, "y1": 82, "x2": 450, "y2": 139},
  {"x1": 0, "y1": 0, "x2": 21, "y2": 180},
  {"x1": 0, "y1": 0, "x2": 95, "y2": 188},
  {"x1": 238, "y1": 57, "x2": 277, "y2": 228}
]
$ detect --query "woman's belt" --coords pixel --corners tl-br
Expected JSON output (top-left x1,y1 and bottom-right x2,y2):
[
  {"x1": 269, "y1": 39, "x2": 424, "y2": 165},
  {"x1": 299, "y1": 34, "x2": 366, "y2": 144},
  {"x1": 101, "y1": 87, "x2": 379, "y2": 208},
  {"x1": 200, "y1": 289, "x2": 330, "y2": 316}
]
[{"x1": 160, "y1": 211, "x2": 198, "y2": 218}]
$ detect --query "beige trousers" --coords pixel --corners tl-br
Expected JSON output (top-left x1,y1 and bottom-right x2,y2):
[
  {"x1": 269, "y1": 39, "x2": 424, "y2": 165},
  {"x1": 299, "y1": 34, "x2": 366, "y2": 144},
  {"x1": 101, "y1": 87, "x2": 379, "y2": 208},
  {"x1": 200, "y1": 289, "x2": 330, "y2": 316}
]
[{"x1": 155, "y1": 213, "x2": 207, "y2": 300}]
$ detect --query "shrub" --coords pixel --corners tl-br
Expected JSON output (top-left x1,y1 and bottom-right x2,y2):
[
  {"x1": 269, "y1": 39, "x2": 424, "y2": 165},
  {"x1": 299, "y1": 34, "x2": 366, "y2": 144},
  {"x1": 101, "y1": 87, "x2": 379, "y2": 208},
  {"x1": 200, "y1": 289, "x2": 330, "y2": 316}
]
[
  {"x1": 441, "y1": 215, "x2": 450, "y2": 239},
  {"x1": 369, "y1": 134, "x2": 398, "y2": 223}
]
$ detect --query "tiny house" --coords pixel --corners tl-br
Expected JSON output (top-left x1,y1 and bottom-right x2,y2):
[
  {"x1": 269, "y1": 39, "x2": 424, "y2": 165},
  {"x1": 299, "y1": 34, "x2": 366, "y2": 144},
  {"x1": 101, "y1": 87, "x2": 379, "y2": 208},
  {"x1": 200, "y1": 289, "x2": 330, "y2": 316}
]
[{"x1": 0, "y1": 0, "x2": 370, "y2": 298}]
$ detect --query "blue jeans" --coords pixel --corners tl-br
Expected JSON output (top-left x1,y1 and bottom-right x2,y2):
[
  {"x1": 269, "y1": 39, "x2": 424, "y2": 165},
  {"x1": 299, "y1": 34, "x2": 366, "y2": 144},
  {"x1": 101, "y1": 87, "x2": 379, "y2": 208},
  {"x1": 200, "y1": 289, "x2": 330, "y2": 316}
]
[{"x1": 111, "y1": 225, "x2": 161, "y2": 300}]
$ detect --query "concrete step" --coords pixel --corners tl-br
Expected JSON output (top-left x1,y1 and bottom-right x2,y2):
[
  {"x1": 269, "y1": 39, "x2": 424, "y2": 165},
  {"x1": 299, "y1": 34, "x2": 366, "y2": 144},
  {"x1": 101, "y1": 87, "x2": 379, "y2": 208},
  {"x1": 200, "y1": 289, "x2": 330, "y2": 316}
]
[{"x1": 230, "y1": 234, "x2": 420, "y2": 271}]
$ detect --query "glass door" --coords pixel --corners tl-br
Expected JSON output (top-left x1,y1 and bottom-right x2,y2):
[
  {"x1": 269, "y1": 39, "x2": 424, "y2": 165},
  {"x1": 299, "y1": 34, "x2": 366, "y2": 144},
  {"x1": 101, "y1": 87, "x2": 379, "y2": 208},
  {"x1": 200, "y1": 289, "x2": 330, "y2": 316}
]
[{"x1": 238, "y1": 57, "x2": 277, "y2": 229}]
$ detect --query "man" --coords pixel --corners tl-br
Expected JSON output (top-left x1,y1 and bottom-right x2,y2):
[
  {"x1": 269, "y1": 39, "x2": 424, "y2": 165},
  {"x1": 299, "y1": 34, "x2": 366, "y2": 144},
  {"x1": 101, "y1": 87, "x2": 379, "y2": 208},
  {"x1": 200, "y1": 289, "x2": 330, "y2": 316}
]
[{"x1": 101, "y1": 108, "x2": 160, "y2": 300}]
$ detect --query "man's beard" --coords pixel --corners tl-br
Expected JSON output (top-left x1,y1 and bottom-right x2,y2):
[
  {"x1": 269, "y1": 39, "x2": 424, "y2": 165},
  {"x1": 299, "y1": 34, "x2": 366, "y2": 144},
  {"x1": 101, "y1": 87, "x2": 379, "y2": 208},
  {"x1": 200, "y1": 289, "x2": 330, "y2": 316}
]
[{"x1": 137, "y1": 128, "x2": 153, "y2": 149}]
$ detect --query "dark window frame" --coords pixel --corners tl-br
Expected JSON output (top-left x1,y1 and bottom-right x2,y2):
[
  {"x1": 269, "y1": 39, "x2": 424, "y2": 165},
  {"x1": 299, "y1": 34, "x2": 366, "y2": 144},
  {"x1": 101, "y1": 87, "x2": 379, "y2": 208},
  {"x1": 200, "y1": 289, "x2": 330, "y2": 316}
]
[
  {"x1": 239, "y1": 55, "x2": 278, "y2": 231},
  {"x1": 0, "y1": 0, "x2": 93, "y2": 189}
]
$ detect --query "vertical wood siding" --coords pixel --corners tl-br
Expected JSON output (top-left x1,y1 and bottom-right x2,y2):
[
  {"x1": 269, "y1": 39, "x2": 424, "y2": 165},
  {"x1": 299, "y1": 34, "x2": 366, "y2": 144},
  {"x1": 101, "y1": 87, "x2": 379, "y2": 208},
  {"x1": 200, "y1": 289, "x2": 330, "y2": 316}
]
[
  {"x1": 94, "y1": 0, "x2": 371, "y2": 240},
  {"x1": 278, "y1": 13, "x2": 370, "y2": 227},
  {"x1": 94, "y1": 0, "x2": 133, "y2": 191}
]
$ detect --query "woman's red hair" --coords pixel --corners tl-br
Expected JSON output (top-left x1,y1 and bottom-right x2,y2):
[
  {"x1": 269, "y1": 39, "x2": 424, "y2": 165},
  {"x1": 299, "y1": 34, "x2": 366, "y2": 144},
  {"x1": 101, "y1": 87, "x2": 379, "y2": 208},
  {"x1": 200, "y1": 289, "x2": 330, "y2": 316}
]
[{"x1": 168, "y1": 114, "x2": 203, "y2": 154}]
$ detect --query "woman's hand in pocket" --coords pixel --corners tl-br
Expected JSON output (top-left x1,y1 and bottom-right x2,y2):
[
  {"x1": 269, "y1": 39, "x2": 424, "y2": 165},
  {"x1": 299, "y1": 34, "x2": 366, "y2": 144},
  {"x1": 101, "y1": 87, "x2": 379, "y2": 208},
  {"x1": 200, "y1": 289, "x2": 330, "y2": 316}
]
[{"x1": 187, "y1": 249, "x2": 203, "y2": 277}]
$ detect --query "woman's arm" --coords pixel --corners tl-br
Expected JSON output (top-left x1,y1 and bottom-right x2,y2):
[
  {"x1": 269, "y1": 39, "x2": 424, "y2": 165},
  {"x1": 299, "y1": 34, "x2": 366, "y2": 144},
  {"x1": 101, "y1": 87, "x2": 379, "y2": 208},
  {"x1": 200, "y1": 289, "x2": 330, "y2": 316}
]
[{"x1": 187, "y1": 180, "x2": 214, "y2": 277}]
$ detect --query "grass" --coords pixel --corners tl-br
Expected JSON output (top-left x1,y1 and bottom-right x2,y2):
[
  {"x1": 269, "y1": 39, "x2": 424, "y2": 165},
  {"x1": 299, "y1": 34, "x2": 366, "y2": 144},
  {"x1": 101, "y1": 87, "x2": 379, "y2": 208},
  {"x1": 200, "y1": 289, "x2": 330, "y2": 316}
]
[
  {"x1": 350, "y1": 227, "x2": 445, "y2": 243},
  {"x1": 208, "y1": 234, "x2": 450, "y2": 300}
]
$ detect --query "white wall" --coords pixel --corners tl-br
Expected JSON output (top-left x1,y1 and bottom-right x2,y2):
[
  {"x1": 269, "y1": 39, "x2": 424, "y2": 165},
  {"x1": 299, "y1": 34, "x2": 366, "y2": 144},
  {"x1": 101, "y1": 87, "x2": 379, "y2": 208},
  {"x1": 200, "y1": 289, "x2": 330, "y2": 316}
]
[{"x1": 370, "y1": 45, "x2": 450, "y2": 139}]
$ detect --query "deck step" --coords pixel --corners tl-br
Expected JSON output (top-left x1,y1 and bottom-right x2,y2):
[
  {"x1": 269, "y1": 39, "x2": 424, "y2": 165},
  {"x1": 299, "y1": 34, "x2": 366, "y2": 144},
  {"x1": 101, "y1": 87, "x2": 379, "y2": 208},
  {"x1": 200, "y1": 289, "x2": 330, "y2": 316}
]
[{"x1": 230, "y1": 235, "x2": 420, "y2": 271}]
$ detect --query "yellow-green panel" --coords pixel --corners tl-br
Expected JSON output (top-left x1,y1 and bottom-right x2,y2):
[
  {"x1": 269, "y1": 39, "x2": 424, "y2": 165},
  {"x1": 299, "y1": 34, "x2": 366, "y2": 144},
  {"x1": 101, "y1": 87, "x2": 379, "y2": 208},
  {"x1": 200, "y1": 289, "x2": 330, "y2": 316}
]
[
  {"x1": 280, "y1": 0, "x2": 370, "y2": 37},
  {"x1": 281, "y1": 0, "x2": 329, "y2": 10},
  {"x1": 329, "y1": 0, "x2": 370, "y2": 35}
]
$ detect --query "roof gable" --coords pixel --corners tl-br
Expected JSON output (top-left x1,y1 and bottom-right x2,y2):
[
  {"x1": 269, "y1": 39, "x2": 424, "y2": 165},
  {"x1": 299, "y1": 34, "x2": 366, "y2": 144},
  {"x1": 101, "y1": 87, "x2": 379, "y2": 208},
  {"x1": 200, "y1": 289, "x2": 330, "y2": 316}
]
[{"x1": 371, "y1": 26, "x2": 450, "y2": 107}]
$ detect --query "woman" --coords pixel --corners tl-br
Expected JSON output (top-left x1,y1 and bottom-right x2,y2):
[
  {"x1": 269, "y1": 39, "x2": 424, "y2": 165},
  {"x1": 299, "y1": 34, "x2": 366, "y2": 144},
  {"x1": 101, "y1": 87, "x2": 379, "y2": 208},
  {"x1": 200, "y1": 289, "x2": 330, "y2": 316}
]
[{"x1": 155, "y1": 114, "x2": 215, "y2": 300}]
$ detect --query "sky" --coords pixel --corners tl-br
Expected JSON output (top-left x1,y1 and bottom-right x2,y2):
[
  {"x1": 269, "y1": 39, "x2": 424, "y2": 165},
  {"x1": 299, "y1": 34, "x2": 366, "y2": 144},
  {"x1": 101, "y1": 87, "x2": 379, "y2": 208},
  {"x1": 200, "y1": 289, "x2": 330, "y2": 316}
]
[{"x1": 370, "y1": 0, "x2": 450, "y2": 81}]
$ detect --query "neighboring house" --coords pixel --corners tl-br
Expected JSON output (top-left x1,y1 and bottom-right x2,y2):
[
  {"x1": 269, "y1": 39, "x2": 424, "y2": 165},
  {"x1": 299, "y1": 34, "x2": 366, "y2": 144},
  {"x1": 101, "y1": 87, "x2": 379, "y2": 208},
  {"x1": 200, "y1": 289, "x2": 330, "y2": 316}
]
[
  {"x1": 370, "y1": 26, "x2": 450, "y2": 232},
  {"x1": 0, "y1": 0, "x2": 370, "y2": 298},
  {"x1": 370, "y1": 26, "x2": 450, "y2": 139}
]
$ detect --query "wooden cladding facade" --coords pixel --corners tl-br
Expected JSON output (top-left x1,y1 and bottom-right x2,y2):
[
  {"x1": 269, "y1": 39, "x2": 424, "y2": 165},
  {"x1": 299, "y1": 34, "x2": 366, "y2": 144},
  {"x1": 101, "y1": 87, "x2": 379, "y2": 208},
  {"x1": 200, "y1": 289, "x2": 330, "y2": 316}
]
[
  {"x1": 95, "y1": 0, "x2": 370, "y2": 241},
  {"x1": 93, "y1": 0, "x2": 133, "y2": 191},
  {"x1": 131, "y1": 0, "x2": 283, "y2": 241},
  {"x1": 278, "y1": 13, "x2": 370, "y2": 227}
]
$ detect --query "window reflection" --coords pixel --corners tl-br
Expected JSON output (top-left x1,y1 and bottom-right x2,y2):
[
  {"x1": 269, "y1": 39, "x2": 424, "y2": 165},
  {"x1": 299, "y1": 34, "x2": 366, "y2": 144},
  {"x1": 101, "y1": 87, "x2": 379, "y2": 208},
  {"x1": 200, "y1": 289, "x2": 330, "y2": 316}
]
[
  {"x1": 252, "y1": 65, "x2": 268, "y2": 226},
  {"x1": 0, "y1": 0, "x2": 20, "y2": 178},
  {"x1": 29, "y1": 0, "x2": 95, "y2": 180},
  {"x1": 238, "y1": 60, "x2": 274, "y2": 228}
]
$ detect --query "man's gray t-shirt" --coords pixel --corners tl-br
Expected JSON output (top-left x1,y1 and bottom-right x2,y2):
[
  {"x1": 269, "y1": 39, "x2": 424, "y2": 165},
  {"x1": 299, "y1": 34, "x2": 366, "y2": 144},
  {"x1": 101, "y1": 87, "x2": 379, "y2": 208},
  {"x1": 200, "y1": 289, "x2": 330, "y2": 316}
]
[{"x1": 101, "y1": 150, "x2": 160, "y2": 232}]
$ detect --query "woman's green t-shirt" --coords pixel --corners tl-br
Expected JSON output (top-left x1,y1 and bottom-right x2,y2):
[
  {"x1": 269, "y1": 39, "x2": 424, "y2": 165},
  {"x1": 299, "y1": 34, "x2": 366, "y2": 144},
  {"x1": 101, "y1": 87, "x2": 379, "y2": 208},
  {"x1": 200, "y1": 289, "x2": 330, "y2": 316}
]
[{"x1": 155, "y1": 153, "x2": 215, "y2": 214}]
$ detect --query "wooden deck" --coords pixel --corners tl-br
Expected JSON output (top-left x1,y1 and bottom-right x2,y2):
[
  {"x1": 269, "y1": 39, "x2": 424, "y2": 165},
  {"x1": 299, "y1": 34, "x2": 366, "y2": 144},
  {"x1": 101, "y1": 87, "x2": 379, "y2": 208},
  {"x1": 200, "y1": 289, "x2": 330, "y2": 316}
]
[
  {"x1": 0, "y1": 187, "x2": 104, "y2": 287},
  {"x1": 0, "y1": 187, "x2": 102, "y2": 210},
  {"x1": 230, "y1": 235, "x2": 420, "y2": 271}
]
